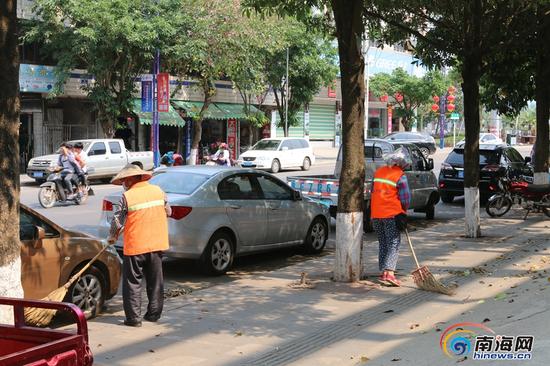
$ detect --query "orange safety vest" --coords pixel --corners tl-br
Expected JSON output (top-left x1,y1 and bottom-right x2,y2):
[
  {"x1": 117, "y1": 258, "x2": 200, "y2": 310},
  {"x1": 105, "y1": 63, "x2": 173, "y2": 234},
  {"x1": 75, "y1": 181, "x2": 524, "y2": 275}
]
[
  {"x1": 123, "y1": 181, "x2": 169, "y2": 256},
  {"x1": 370, "y1": 166, "x2": 406, "y2": 219}
]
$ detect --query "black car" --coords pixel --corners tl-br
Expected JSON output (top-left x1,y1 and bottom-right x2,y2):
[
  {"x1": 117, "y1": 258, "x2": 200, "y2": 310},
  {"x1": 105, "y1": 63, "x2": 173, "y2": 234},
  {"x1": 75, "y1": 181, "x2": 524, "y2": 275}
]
[
  {"x1": 438, "y1": 143, "x2": 532, "y2": 203},
  {"x1": 383, "y1": 132, "x2": 437, "y2": 156}
]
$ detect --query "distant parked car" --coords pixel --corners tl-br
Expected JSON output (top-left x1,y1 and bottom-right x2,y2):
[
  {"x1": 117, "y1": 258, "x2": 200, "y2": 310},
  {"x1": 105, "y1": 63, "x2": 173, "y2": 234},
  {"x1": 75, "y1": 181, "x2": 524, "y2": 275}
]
[
  {"x1": 27, "y1": 138, "x2": 153, "y2": 183},
  {"x1": 383, "y1": 132, "x2": 436, "y2": 156},
  {"x1": 438, "y1": 143, "x2": 532, "y2": 203},
  {"x1": 237, "y1": 138, "x2": 315, "y2": 173},
  {"x1": 99, "y1": 166, "x2": 330, "y2": 275},
  {"x1": 457, "y1": 133, "x2": 503, "y2": 146},
  {"x1": 20, "y1": 204, "x2": 121, "y2": 319}
]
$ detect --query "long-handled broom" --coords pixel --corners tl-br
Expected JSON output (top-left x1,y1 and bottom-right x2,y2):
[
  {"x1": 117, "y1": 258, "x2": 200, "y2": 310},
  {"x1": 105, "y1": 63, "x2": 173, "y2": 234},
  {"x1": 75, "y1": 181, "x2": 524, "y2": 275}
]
[
  {"x1": 25, "y1": 241, "x2": 113, "y2": 326},
  {"x1": 404, "y1": 229, "x2": 455, "y2": 295}
]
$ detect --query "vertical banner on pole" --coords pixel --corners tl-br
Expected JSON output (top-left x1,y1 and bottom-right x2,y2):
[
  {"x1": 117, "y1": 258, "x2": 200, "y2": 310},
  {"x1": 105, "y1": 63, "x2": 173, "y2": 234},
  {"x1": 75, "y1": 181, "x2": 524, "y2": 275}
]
[
  {"x1": 227, "y1": 118, "x2": 238, "y2": 161},
  {"x1": 185, "y1": 120, "x2": 192, "y2": 163},
  {"x1": 387, "y1": 105, "x2": 393, "y2": 134},
  {"x1": 270, "y1": 110, "x2": 277, "y2": 138},
  {"x1": 157, "y1": 73, "x2": 170, "y2": 112},
  {"x1": 141, "y1": 75, "x2": 153, "y2": 112},
  {"x1": 334, "y1": 101, "x2": 342, "y2": 147},
  {"x1": 303, "y1": 105, "x2": 310, "y2": 141}
]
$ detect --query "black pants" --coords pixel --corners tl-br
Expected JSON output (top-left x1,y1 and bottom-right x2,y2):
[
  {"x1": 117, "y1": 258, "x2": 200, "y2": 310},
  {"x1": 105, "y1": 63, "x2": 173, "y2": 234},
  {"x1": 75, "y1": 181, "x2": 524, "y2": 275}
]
[{"x1": 122, "y1": 251, "x2": 164, "y2": 322}]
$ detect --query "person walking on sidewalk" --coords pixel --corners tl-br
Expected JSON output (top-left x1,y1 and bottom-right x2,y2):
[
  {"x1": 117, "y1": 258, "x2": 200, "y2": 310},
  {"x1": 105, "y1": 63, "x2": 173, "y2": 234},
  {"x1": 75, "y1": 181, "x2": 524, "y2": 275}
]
[
  {"x1": 370, "y1": 148, "x2": 412, "y2": 287},
  {"x1": 108, "y1": 164, "x2": 171, "y2": 327}
]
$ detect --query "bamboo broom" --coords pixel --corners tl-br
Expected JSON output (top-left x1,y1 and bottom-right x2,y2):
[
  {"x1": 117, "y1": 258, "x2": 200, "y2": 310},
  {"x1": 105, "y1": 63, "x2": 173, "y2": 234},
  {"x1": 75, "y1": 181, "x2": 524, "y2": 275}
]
[
  {"x1": 25, "y1": 241, "x2": 113, "y2": 326},
  {"x1": 404, "y1": 229, "x2": 455, "y2": 295}
]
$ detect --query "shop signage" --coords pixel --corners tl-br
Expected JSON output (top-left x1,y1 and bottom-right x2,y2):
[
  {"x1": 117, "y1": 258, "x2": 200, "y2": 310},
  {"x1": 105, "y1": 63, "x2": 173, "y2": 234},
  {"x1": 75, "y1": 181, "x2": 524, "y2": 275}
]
[
  {"x1": 141, "y1": 74, "x2": 153, "y2": 112},
  {"x1": 19, "y1": 64, "x2": 56, "y2": 93},
  {"x1": 157, "y1": 73, "x2": 170, "y2": 112},
  {"x1": 227, "y1": 118, "x2": 238, "y2": 160}
]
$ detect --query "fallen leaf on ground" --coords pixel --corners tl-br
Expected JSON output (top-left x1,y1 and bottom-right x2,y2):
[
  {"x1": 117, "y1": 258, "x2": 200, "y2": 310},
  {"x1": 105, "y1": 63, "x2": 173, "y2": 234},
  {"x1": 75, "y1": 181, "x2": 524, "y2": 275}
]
[
  {"x1": 235, "y1": 331, "x2": 243, "y2": 337},
  {"x1": 472, "y1": 267, "x2": 488, "y2": 274},
  {"x1": 383, "y1": 309, "x2": 394, "y2": 313},
  {"x1": 149, "y1": 349, "x2": 155, "y2": 353},
  {"x1": 409, "y1": 323, "x2": 420, "y2": 330},
  {"x1": 482, "y1": 318, "x2": 490, "y2": 323},
  {"x1": 97, "y1": 344, "x2": 102, "y2": 347},
  {"x1": 457, "y1": 356, "x2": 468, "y2": 363},
  {"x1": 360, "y1": 356, "x2": 370, "y2": 362},
  {"x1": 494, "y1": 293, "x2": 507, "y2": 300},
  {"x1": 391, "y1": 358, "x2": 401, "y2": 362}
]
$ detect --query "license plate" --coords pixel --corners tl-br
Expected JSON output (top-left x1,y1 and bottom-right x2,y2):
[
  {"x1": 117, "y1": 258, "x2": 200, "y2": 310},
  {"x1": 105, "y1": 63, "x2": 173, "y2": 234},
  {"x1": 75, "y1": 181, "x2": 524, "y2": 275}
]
[
  {"x1": 457, "y1": 171, "x2": 464, "y2": 178},
  {"x1": 33, "y1": 172, "x2": 44, "y2": 178},
  {"x1": 242, "y1": 161, "x2": 254, "y2": 167}
]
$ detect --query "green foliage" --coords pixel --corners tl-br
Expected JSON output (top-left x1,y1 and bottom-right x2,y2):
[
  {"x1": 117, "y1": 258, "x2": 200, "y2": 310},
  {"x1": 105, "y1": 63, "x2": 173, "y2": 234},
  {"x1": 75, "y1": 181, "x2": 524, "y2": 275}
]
[
  {"x1": 24, "y1": 0, "x2": 181, "y2": 136},
  {"x1": 369, "y1": 68, "x2": 447, "y2": 130}
]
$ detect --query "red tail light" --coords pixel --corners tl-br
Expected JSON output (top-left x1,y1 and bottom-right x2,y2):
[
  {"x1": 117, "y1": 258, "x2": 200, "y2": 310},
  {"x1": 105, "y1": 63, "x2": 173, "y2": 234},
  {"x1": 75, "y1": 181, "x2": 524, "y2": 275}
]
[
  {"x1": 489, "y1": 185, "x2": 496, "y2": 191},
  {"x1": 102, "y1": 200, "x2": 113, "y2": 211},
  {"x1": 170, "y1": 206, "x2": 192, "y2": 220},
  {"x1": 439, "y1": 183, "x2": 445, "y2": 188},
  {"x1": 482, "y1": 164, "x2": 500, "y2": 172}
]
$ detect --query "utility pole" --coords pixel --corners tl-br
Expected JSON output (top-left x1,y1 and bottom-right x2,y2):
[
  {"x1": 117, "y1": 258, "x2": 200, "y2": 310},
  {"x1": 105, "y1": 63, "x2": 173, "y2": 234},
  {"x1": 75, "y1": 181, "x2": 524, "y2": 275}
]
[
  {"x1": 152, "y1": 50, "x2": 160, "y2": 168},
  {"x1": 285, "y1": 47, "x2": 289, "y2": 137}
]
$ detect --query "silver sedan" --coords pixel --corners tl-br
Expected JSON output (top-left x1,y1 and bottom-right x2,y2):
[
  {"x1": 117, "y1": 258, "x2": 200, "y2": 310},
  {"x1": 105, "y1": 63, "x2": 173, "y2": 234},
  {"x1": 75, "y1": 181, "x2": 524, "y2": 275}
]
[{"x1": 99, "y1": 166, "x2": 330, "y2": 275}]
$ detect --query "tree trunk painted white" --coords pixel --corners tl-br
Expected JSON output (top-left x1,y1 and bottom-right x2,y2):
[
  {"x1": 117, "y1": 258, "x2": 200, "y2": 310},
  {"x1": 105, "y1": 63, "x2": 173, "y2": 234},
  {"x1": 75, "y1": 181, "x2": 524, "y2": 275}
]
[
  {"x1": 334, "y1": 212, "x2": 364, "y2": 282},
  {"x1": 533, "y1": 172, "x2": 549, "y2": 185},
  {"x1": 0, "y1": 256, "x2": 23, "y2": 324},
  {"x1": 187, "y1": 148, "x2": 198, "y2": 166},
  {"x1": 464, "y1": 187, "x2": 481, "y2": 238}
]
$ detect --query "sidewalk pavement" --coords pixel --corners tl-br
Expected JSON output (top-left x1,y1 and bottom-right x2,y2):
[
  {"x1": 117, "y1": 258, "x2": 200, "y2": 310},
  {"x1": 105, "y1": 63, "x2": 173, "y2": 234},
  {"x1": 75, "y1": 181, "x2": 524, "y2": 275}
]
[{"x1": 89, "y1": 213, "x2": 550, "y2": 366}]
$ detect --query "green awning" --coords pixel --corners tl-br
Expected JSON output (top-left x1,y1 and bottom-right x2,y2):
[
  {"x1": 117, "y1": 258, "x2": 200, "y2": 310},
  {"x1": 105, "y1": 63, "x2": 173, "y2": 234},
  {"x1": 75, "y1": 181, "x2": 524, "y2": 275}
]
[
  {"x1": 172, "y1": 100, "x2": 261, "y2": 120},
  {"x1": 132, "y1": 99, "x2": 186, "y2": 127}
]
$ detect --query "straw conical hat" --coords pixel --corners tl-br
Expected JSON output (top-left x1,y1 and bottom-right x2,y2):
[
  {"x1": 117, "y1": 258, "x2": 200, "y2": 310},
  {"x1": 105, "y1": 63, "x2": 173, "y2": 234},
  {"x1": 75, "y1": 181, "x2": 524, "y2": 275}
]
[{"x1": 110, "y1": 164, "x2": 152, "y2": 185}]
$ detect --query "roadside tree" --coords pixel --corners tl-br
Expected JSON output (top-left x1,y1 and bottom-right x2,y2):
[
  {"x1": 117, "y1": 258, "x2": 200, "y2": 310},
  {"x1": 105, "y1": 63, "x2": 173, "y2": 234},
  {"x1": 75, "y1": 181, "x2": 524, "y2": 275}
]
[
  {"x1": 0, "y1": 0, "x2": 23, "y2": 324},
  {"x1": 369, "y1": 68, "x2": 447, "y2": 131},
  {"x1": 24, "y1": 0, "x2": 179, "y2": 137}
]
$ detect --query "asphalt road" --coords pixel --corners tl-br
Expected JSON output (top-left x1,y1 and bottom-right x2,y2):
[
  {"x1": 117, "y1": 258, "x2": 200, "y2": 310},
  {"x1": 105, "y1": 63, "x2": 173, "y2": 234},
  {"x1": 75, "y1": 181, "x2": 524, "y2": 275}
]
[{"x1": 19, "y1": 145, "x2": 533, "y2": 299}]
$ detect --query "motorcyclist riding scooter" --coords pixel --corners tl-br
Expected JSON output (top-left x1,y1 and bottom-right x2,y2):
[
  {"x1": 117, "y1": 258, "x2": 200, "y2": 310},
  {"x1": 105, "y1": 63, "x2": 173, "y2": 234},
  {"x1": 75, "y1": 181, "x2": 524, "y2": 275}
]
[{"x1": 38, "y1": 143, "x2": 88, "y2": 208}]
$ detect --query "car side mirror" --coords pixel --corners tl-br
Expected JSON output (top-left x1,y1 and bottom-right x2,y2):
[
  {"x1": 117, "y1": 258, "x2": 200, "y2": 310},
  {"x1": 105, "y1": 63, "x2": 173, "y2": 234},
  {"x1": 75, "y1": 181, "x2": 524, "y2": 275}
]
[
  {"x1": 292, "y1": 189, "x2": 302, "y2": 201},
  {"x1": 524, "y1": 156, "x2": 532, "y2": 164},
  {"x1": 427, "y1": 158, "x2": 434, "y2": 170},
  {"x1": 32, "y1": 226, "x2": 45, "y2": 249},
  {"x1": 282, "y1": 146, "x2": 289, "y2": 151}
]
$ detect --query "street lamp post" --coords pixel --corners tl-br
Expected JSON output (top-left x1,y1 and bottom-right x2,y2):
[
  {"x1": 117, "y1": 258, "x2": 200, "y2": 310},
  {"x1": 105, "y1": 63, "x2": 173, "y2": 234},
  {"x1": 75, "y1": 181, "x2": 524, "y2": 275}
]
[
  {"x1": 152, "y1": 50, "x2": 160, "y2": 168},
  {"x1": 285, "y1": 47, "x2": 289, "y2": 137}
]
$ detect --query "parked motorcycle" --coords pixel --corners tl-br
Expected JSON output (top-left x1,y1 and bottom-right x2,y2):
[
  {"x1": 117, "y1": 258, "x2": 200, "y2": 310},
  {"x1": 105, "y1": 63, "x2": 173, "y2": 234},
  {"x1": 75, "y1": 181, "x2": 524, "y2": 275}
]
[
  {"x1": 486, "y1": 169, "x2": 550, "y2": 219},
  {"x1": 38, "y1": 167, "x2": 90, "y2": 208}
]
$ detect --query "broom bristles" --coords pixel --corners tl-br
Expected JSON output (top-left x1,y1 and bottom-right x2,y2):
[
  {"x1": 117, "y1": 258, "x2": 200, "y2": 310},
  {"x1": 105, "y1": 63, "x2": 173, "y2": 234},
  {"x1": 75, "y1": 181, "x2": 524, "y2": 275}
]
[
  {"x1": 412, "y1": 266, "x2": 455, "y2": 296},
  {"x1": 24, "y1": 287, "x2": 69, "y2": 327}
]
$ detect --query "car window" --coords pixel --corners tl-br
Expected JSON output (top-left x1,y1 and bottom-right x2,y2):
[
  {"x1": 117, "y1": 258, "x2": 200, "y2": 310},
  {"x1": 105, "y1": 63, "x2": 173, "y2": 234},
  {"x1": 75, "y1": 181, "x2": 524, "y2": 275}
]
[
  {"x1": 409, "y1": 146, "x2": 427, "y2": 170},
  {"x1": 20, "y1": 209, "x2": 58, "y2": 239},
  {"x1": 150, "y1": 172, "x2": 209, "y2": 195},
  {"x1": 88, "y1": 142, "x2": 107, "y2": 156},
  {"x1": 288, "y1": 139, "x2": 302, "y2": 150},
  {"x1": 446, "y1": 149, "x2": 500, "y2": 165},
  {"x1": 252, "y1": 140, "x2": 280, "y2": 151},
  {"x1": 256, "y1": 175, "x2": 292, "y2": 200},
  {"x1": 280, "y1": 141, "x2": 293, "y2": 150},
  {"x1": 218, "y1": 175, "x2": 261, "y2": 200},
  {"x1": 109, "y1": 141, "x2": 122, "y2": 154},
  {"x1": 504, "y1": 148, "x2": 524, "y2": 163},
  {"x1": 298, "y1": 139, "x2": 309, "y2": 148}
]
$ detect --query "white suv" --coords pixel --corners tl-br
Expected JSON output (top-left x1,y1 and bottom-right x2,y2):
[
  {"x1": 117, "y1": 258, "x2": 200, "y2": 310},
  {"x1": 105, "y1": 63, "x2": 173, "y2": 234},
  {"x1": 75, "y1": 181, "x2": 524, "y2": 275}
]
[{"x1": 238, "y1": 138, "x2": 315, "y2": 173}]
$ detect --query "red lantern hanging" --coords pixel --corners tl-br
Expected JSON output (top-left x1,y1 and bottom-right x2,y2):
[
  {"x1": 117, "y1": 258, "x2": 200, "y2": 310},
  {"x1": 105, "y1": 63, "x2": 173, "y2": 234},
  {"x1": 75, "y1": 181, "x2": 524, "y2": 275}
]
[
  {"x1": 446, "y1": 94, "x2": 456, "y2": 103},
  {"x1": 447, "y1": 103, "x2": 456, "y2": 112},
  {"x1": 433, "y1": 95, "x2": 440, "y2": 103},
  {"x1": 448, "y1": 85, "x2": 457, "y2": 94},
  {"x1": 380, "y1": 94, "x2": 389, "y2": 102},
  {"x1": 395, "y1": 92, "x2": 403, "y2": 102},
  {"x1": 431, "y1": 104, "x2": 439, "y2": 112}
]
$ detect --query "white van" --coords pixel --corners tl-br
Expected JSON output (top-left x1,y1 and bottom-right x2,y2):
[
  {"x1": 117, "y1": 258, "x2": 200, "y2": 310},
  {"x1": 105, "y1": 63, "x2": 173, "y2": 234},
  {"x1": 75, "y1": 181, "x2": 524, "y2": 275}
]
[{"x1": 237, "y1": 138, "x2": 315, "y2": 173}]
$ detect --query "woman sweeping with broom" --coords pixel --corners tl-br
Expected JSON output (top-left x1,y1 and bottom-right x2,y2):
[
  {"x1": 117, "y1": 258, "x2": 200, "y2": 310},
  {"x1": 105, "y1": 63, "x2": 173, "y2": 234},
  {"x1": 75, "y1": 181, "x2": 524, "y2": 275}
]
[{"x1": 370, "y1": 148, "x2": 412, "y2": 287}]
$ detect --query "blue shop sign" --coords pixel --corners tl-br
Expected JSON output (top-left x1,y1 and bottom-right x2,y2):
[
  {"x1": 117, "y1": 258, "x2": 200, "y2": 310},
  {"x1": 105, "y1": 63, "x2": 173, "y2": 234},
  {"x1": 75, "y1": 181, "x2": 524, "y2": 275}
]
[{"x1": 20, "y1": 64, "x2": 57, "y2": 93}]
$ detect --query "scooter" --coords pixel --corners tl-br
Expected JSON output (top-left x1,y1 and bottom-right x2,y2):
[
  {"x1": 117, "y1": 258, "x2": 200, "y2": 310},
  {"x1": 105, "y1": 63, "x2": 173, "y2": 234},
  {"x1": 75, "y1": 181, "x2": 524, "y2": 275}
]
[
  {"x1": 486, "y1": 170, "x2": 550, "y2": 219},
  {"x1": 38, "y1": 167, "x2": 90, "y2": 208}
]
